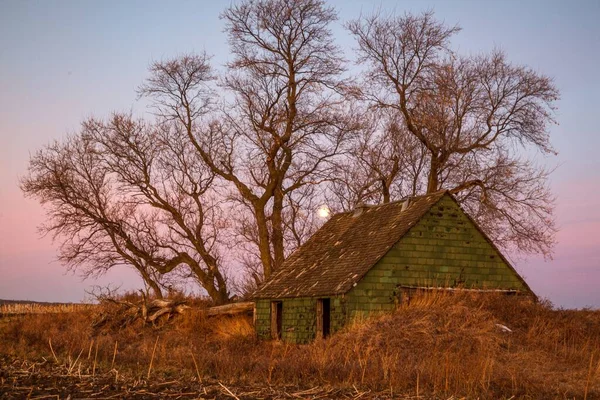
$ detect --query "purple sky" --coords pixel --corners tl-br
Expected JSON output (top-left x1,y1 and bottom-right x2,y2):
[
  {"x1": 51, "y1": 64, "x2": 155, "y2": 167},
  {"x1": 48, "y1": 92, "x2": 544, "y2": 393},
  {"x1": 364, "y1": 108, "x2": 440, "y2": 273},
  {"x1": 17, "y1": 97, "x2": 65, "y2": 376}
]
[{"x1": 1, "y1": 0, "x2": 599, "y2": 308}]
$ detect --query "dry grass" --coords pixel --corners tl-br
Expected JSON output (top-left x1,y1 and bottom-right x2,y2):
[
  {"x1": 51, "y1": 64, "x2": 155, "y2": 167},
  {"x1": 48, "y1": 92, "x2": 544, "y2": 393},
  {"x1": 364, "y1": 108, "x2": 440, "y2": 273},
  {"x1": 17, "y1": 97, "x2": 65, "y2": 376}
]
[
  {"x1": 0, "y1": 302, "x2": 93, "y2": 315},
  {"x1": 1, "y1": 292, "x2": 599, "y2": 399}
]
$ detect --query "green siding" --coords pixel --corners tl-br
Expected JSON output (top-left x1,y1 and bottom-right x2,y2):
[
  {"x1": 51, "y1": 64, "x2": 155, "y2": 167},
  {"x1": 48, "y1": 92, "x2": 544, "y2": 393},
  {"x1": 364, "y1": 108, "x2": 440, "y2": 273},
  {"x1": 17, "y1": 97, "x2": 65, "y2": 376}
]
[
  {"x1": 345, "y1": 195, "x2": 527, "y2": 320},
  {"x1": 255, "y1": 299, "x2": 271, "y2": 339},
  {"x1": 255, "y1": 296, "x2": 346, "y2": 344}
]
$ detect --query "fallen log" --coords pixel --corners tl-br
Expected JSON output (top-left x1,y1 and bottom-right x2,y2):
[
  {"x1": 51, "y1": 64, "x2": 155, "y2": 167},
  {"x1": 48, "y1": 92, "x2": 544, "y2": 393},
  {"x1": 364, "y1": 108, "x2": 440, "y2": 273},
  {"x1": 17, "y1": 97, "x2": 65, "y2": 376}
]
[
  {"x1": 206, "y1": 301, "x2": 254, "y2": 317},
  {"x1": 91, "y1": 298, "x2": 255, "y2": 333},
  {"x1": 92, "y1": 298, "x2": 189, "y2": 332}
]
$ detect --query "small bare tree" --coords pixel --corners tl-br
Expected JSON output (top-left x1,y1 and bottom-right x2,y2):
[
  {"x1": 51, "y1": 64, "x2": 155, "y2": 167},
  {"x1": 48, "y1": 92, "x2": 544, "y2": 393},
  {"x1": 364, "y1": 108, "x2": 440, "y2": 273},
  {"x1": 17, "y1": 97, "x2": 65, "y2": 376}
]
[
  {"x1": 348, "y1": 11, "x2": 559, "y2": 256},
  {"x1": 22, "y1": 114, "x2": 231, "y2": 304},
  {"x1": 22, "y1": 132, "x2": 165, "y2": 298}
]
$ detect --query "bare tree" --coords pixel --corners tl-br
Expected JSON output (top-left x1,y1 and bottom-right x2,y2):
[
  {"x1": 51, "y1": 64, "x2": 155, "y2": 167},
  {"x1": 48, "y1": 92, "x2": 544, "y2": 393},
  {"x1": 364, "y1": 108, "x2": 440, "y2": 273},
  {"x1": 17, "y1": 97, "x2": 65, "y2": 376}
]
[
  {"x1": 348, "y1": 11, "x2": 559, "y2": 256},
  {"x1": 21, "y1": 114, "x2": 231, "y2": 304},
  {"x1": 220, "y1": 0, "x2": 357, "y2": 278},
  {"x1": 21, "y1": 132, "x2": 165, "y2": 298},
  {"x1": 139, "y1": 0, "x2": 355, "y2": 280}
]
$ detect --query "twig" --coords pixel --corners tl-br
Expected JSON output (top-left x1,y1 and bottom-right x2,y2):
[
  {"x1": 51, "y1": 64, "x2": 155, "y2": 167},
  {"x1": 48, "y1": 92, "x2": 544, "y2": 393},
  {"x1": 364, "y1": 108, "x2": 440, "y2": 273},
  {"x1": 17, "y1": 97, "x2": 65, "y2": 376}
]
[
  {"x1": 584, "y1": 353, "x2": 594, "y2": 400},
  {"x1": 352, "y1": 390, "x2": 369, "y2": 399},
  {"x1": 68, "y1": 347, "x2": 85, "y2": 375},
  {"x1": 92, "y1": 340, "x2": 99, "y2": 376},
  {"x1": 219, "y1": 381, "x2": 241, "y2": 400},
  {"x1": 153, "y1": 380, "x2": 179, "y2": 387},
  {"x1": 111, "y1": 341, "x2": 118, "y2": 370},
  {"x1": 48, "y1": 338, "x2": 59, "y2": 364},
  {"x1": 87, "y1": 339, "x2": 94, "y2": 360},
  {"x1": 190, "y1": 349, "x2": 202, "y2": 383},
  {"x1": 292, "y1": 386, "x2": 321, "y2": 396},
  {"x1": 147, "y1": 336, "x2": 159, "y2": 380}
]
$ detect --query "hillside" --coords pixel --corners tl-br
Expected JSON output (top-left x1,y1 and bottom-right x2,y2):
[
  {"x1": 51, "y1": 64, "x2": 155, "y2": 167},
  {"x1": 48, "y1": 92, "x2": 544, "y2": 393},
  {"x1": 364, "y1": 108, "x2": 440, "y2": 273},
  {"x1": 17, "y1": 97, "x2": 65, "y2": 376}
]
[{"x1": 0, "y1": 292, "x2": 599, "y2": 399}]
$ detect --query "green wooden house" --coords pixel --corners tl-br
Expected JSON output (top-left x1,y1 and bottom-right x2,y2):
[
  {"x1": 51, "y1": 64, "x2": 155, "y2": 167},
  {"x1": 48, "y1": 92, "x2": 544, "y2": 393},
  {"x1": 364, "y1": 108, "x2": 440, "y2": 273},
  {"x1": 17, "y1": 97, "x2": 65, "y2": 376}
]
[{"x1": 253, "y1": 191, "x2": 534, "y2": 343}]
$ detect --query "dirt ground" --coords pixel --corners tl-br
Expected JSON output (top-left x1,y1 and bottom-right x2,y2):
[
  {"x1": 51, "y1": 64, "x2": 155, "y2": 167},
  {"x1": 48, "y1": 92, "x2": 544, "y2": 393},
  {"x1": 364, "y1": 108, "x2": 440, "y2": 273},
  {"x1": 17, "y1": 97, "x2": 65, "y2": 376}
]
[{"x1": 0, "y1": 356, "x2": 449, "y2": 400}]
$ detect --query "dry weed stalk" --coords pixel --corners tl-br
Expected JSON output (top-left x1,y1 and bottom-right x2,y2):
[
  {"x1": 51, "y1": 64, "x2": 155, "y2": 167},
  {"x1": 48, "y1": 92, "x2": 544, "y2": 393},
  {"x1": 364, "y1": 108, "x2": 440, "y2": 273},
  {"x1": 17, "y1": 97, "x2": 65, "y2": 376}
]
[
  {"x1": 92, "y1": 341, "x2": 98, "y2": 376},
  {"x1": 110, "y1": 341, "x2": 118, "y2": 370},
  {"x1": 218, "y1": 381, "x2": 241, "y2": 400},
  {"x1": 47, "y1": 338, "x2": 59, "y2": 364},
  {"x1": 585, "y1": 353, "x2": 595, "y2": 400},
  {"x1": 87, "y1": 340, "x2": 93, "y2": 360},
  {"x1": 147, "y1": 336, "x2": 159, "y2": 380},
  {"x1": 190, "y1": 349, "x2": 202, "y2": 383},
  {"x1": 67, "y1": 348, "x2": 84, "y2": 375}
]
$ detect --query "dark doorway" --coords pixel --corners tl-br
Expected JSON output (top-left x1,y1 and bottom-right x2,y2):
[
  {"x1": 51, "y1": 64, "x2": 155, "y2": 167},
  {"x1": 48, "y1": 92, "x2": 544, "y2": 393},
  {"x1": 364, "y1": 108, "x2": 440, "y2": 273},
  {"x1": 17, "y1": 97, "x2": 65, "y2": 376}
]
[
  {"x1": 316, "y1": 298, "x2": 331, "y2": 339},
  {"x1": 271, "y1": 301, "x2": 283, "y2": 340}
]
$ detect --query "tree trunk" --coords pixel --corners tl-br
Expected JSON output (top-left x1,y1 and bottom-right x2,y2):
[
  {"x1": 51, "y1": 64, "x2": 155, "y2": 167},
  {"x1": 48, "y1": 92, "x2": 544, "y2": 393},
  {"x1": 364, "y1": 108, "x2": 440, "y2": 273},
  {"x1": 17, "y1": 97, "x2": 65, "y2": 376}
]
[
  {"x1": 138, "y1": 267, "x2": 163, "y2": 299},
  {"x1": 255, "y1": 207, "x2": 274, "y2": 279},
  {"x1": 148, "y1": 280, "x2": 163, "y2": 300},
  {"x1": 199, "y1": 278, "x2": 229, "y2": 306},
  {"x1": 381, "y1": 178, "x2": 391, "y2": 203},
  {"x1": 427, "y1": 156, "x2": 441, "y2": 193},
  {"x1": 188, "y1": 261, "x2": 230, "y2": 306},
  {"x1": 213, "y1": 268, "x2": 230, "y2": 306},
  {"x1": 271, "y1": 189, "x2": 285, "y2": 272},
  {"x1": 212, "y1": 288, "x2": 230, "y2": 306}
]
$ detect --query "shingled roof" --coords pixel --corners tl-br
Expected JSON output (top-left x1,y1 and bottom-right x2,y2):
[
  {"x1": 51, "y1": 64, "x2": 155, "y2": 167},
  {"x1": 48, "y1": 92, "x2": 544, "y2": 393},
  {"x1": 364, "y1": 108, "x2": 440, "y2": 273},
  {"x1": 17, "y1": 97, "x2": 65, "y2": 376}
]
[{"x1": 253, "y1": 190, "x2": 449, "y2": 299}]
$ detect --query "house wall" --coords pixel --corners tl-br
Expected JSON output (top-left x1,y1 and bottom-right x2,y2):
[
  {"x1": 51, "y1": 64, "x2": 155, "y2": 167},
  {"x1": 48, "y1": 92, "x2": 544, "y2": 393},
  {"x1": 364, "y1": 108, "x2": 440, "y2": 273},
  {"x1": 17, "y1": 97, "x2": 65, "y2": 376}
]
[
  {"x1": 255, "y1": 296, "x2": 346, "y2": 344},
  {"x1": 345, "y1": 195, "x2": 527, "y2": 320}
]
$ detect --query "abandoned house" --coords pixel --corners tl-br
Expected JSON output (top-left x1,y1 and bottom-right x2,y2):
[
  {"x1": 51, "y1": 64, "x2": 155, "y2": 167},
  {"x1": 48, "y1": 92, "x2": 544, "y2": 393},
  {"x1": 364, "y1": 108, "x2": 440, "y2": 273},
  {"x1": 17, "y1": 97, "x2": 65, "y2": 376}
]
[{"x1": 252, "y1": 190, "x2": 534, "y2": 343}]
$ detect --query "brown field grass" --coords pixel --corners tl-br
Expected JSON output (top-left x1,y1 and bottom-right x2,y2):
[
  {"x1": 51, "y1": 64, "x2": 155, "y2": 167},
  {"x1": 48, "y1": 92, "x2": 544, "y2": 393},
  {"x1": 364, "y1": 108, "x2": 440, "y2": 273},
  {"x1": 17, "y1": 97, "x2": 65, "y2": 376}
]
[
  {"x1": 1, "y1": 292, "x2": 599, "y2": 399},
  {"x1": 0, "y1": 302, "x2": 93, "y2": 315}
]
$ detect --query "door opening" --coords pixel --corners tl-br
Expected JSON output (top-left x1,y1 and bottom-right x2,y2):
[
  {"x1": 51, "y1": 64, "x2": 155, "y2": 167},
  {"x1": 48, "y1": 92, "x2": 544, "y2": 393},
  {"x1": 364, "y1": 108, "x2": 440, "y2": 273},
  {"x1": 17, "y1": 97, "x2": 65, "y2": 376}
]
[
  {"x1": 271, "y1": 301, "x2": 283, "y2": 340},
  {"x1": 316, "y1": 298, "x2": 331, "y2": 339}
]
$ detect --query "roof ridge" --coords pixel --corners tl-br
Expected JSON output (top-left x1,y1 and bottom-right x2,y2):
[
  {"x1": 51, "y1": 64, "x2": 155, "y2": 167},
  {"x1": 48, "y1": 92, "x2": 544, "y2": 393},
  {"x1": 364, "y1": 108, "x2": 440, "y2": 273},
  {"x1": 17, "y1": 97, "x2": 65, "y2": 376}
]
[{"x1": 332, "y1": 190, "x2": 448, "y2": 216}]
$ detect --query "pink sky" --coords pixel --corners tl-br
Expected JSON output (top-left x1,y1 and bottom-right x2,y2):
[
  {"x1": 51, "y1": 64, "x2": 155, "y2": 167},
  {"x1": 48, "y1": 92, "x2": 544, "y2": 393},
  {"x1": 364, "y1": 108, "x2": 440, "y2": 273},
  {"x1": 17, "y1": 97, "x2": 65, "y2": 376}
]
[
  {"x1": 521, "y1": 179, "x2": 600, "y2": 308},
  {"x1": 1, "y1": 0, "x2": 599, "y2": 308}
]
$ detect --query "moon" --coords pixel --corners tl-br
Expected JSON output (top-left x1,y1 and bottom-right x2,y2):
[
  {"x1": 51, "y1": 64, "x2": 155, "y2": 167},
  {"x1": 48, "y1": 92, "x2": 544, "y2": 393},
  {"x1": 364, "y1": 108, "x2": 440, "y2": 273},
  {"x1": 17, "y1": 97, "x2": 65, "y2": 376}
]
[{"x1": 317, "y1": 205, "x2": 330, "y2": 219}]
